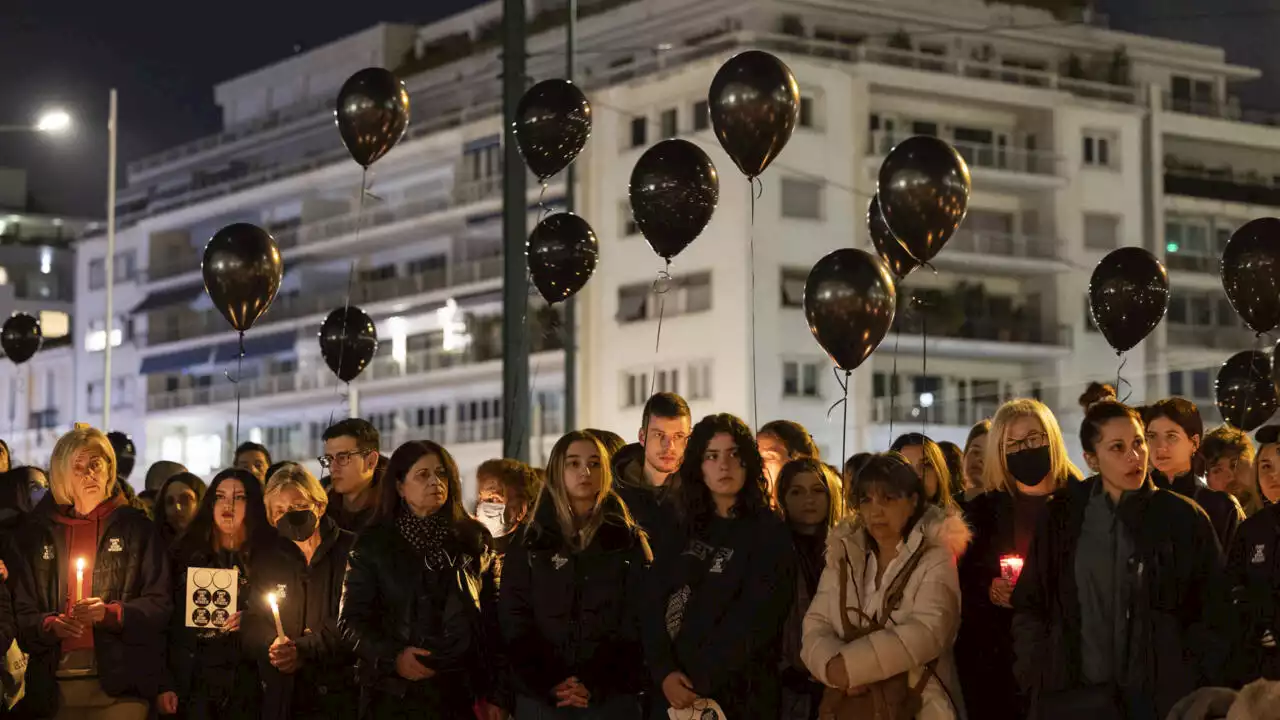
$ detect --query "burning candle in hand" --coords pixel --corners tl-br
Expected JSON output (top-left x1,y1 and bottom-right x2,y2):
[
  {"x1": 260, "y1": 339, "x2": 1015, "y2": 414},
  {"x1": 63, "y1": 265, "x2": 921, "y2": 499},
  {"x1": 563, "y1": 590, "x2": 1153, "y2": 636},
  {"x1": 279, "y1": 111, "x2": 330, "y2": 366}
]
[
  {"x1": 267, "y1": 593, "x2": 285, "y2": 640},
  {"x1": 75, "y1": 558, "x2": 85, "y2": 602},
  {"x1": 1000, "y1": 554, "x2": 1024, "y2": 585}
]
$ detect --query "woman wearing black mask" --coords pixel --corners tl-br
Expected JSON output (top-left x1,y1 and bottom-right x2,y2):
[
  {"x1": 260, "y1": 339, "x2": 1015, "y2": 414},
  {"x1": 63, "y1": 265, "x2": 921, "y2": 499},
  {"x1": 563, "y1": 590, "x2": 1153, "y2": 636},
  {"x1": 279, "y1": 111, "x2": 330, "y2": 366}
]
[
  {"x1": 955, "y1": 398, "x2": 1083, "y2": 720},
  {"x1": 248, "y1": 463, "x2": 358, "y2": 719}
]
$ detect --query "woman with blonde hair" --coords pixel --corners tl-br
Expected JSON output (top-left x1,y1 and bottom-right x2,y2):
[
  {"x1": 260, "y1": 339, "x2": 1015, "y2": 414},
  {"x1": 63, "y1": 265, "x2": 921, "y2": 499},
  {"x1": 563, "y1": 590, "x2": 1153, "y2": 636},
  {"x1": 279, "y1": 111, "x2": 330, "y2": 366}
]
[
  {"x1": 499, "y1": 430, "x2": 652, "y2": 718},
  {"x1": 248, "y1": 463, "x2": 358, "y2": 719},
  {"x1": 4, "y1": 425, "x2": 170, "y2": 719},
  {"x1": 955, "y1": 398, "x2": 1082, "y2": 720}
]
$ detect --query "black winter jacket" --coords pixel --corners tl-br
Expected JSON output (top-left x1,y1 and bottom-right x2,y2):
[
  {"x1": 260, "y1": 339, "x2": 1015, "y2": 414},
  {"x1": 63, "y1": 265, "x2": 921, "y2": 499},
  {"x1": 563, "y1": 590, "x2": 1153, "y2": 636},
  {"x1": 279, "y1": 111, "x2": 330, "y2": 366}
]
[
  {"x1": 246, "y1": 517, "x2": 358, "y2": 720},
  {"x1": 1225, "y1": 503, "x2": 1280, "y2": 684},
  {"x1": 1011, "y1": 475, "x2": 1227, "y2": 720},
  {"x1": 499, "y1": 492, "x2": 651, "y2": 703},
  {"x1": 338, "y1": 513, "x2": 508, "y2": 711},
  {"x1": 4, "y1": 494, "x2": 171, "y2": 717},
  {"x1": 611, "y1": 444, "x2": 677, "y2": 546},
  {"x1": 1156, "y1": 470, "x2": 1244, "y2": 551},
  {"x1": 643, "y1": 508, "x2": 796, "y2": 720}
]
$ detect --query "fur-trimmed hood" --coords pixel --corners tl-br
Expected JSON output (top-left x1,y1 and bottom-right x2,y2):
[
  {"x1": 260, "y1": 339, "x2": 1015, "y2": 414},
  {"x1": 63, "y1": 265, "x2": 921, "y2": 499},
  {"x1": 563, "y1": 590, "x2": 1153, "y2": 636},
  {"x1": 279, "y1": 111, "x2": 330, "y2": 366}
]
[{"x1": 825, "y1": 504, "x2": 971, "y2": 568}]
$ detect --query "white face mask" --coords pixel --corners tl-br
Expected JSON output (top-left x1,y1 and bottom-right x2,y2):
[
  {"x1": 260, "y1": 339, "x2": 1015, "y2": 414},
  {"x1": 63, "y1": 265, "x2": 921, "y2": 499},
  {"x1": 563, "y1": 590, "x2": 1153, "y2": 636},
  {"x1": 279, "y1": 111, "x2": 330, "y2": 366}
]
[{"x1": 476, "y1": 501, "x2": 507, "y2": 537}]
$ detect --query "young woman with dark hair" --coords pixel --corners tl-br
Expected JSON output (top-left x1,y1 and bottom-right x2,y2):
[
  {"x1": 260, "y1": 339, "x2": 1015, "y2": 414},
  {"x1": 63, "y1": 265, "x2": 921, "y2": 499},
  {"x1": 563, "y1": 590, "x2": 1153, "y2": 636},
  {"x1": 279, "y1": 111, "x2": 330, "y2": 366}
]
[
  {"x1": 802, "y1": 451, "x2": 970, "y2": 719},
  {"x1": 757, "y1": 419, "x2": 820, "y2": 500},
  {"x1": 776, "y1": 458, "x2": 844, "y2": 720},
  {"x1": 153, "y1": 472, "x2": 207, "y2": 549},
  {"x1": 500, "y1": 431, "x2": 651, "y2": 718},
  {"x1": 338, "y1": 440, "x2": 508, "y2": 719},
  {"x1": 957, "y1": 420, "x2": 991, "y2": 504},
  {"x1": 158, "y1": 467, "x2": 275, "y2": 718},
  {"x1": 644, "y1": 413, "x2": 796, "y2": 720},
  {"x1": 1011, "y1": 400, "x2": 1226, "y2": 719},
  {"x1": 889, "y1": 433, "x2": 955, "y2": 509},
  {"x1": 1144, "y1": 397, "x2": 1244, "y2": 548},
  {"x1": 1225, "y1": 425, "x2": 1280, "y2": 685}
]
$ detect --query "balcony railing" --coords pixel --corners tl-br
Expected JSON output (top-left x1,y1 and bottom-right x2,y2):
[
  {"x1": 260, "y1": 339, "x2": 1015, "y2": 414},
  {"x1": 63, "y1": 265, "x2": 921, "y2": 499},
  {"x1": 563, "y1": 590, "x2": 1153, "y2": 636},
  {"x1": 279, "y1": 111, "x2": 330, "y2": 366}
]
[
  {"x1": 895, "y1": 315, "x2": 1069, "y2": 347},
  {"x1": 1166, "y1": 323, "x2": 1257, "y2": 350},
  {"x1": 1164, "y1": 253, "x2": 1217, "y2": 274},
  {"x1": 144, "y1": 177, "x2": 509, "y2": 282},
  {"x1": 147, "y1": 340, "x2": 563, "y2": 412},
  {"x1": 943, "y1": 229, "x2": 1061, "y2": 261},
  {"x1": 147, "y1": 256, "x2": 503, "y2": 345},
  {"x1": 1164, "y1": 168, "x2": 1280, "y2": 208},
  {"x1": 869, "y1": 131, "x2": 1061, "y2": 177},
  {"x1": 1161, "y1": 92, "x2": 1280, "y2": 129},
  {"x1": 870, "y1": 396, "x2": 1001, "y2": 427}
]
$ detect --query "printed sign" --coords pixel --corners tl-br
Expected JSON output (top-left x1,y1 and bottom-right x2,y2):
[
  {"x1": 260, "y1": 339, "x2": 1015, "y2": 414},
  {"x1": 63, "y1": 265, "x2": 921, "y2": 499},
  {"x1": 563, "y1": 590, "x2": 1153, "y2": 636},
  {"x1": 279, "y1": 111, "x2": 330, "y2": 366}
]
[{"x1": 184, "y1": 567, "x2": 238, "y2": 629}]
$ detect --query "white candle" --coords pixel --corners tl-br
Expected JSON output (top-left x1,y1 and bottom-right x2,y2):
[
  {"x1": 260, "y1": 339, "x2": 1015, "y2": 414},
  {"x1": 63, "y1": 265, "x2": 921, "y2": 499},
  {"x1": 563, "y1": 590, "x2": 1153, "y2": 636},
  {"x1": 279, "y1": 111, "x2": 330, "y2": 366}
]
[
  {"x1": 267, "y1": 593, "x2": 285, "y2": 639},
  {"x1": 75, "y1": 558, "x2": 85, "y2": 602}
]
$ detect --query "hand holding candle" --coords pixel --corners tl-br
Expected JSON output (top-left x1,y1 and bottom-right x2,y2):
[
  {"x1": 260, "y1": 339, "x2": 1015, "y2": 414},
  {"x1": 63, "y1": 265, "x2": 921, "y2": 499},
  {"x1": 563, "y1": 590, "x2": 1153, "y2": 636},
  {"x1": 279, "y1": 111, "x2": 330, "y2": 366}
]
[
  {"x1": 75, "y1": 558, "x2": 85, "y2": 602},
  {"x1": 1000, "y1": 554, "x2": 1024, "y2": 585},
  {"x1": 267, "y1": 593, "x2": 285, "y2": 640}
]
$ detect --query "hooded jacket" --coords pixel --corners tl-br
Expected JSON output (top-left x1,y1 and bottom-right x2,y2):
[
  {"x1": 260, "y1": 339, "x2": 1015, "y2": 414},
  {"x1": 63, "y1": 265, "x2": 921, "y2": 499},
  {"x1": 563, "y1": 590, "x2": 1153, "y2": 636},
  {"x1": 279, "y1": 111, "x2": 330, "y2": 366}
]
[
  {"x1": 610, "y1": 443, "x2": 676, "y2": 544},
  {"x1": 499, "y1": 491, "x2": 651, "y2": 703},
  {"x1": 802, "y1": 504, "x2": 971, "y2": 719},
  {"x1": 1156, "y1": 470, "x2": 1244, "y2": 551}
]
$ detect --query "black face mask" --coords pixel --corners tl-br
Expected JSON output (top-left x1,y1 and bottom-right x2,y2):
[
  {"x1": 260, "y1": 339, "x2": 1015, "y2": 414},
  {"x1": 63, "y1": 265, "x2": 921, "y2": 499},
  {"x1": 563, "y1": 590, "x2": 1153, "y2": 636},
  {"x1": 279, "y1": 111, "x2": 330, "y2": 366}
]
[
  {"x1": 1006, "y1": 446, "x2": 1052, "y2": 487},
  {"x1": 277, "y1": 509, "x2": 319, "y2": 542}
]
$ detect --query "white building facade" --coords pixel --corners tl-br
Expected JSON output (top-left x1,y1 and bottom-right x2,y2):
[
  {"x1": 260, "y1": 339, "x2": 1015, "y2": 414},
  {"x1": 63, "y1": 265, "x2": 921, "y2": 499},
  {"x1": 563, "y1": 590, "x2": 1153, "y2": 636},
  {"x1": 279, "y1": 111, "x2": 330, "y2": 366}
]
[{"x1": 72, "y1": 0, "x2": 1278, "y2": 486}]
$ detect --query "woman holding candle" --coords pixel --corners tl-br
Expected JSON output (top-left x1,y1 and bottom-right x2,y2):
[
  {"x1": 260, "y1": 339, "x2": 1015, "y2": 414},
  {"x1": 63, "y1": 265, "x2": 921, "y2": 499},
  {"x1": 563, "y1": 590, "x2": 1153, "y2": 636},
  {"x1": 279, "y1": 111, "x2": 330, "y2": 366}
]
[
  {"x1": 1011, "y1": 400, "x2": 1226, "y2": 719},
  {"x1": 338, "y1": 440, "x2": 509, "y2": 719},
  {"x1": 801, "y1": 452, "x2": 970, "y2": 719},
  {"x1": 1224, "y1": 425, "x2": 1280, "y2": 684},
  {"x1": 246, "y1": 463, "x2": 358, "y2": 720},
  {"x1": 156, "y1": 468, "x2": 275, "y2": 719},
  {"x1": 3, "y1": 425, "x2": 171, "y2": 719},
  {"x1": 498, "y1": 431, "x2": 652, "y2": 718}
]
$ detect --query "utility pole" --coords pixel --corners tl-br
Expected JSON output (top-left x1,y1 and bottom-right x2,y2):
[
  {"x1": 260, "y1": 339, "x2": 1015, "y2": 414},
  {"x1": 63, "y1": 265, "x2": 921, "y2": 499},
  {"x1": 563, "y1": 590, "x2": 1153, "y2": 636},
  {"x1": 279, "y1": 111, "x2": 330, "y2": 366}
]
[
  {"x1": 102, "y1": 89, "x2": 118, "y2": 430},
  {"x1": 502, "y1": 0, "x2": 530, "y2": 461},
  {"x1": 563, "y1": 0, "x2": 578, "y2": 433}
]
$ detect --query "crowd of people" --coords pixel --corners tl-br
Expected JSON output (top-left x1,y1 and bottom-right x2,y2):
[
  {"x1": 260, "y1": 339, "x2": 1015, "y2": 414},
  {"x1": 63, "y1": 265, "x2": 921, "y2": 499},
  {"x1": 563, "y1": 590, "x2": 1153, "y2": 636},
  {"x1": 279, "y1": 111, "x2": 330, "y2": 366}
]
[{"x1": 0, "y1": 386, "x2": 1274, "y2": 719}]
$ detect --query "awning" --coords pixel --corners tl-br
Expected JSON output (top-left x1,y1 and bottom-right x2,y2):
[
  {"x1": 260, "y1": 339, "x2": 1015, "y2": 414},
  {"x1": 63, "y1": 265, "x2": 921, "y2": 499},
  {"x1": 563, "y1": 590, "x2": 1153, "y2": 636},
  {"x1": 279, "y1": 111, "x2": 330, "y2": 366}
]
[
  {"x1": 131, "y1": 281, "x2": 204, "y2": 313},
  {"x1": 138, "y1": 346, "x2": 215, "y2": 374},
  {"x1": 213, "y1": 331, "x2": 297, "y2": 363}
]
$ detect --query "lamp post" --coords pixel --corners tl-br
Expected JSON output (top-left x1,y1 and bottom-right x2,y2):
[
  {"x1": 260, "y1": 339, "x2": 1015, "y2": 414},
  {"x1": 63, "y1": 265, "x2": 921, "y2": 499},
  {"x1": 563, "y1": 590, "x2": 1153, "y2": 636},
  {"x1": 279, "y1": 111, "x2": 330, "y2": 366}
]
[{"x1": 102, "y1": 89, "x2": 117, "y2": 430}]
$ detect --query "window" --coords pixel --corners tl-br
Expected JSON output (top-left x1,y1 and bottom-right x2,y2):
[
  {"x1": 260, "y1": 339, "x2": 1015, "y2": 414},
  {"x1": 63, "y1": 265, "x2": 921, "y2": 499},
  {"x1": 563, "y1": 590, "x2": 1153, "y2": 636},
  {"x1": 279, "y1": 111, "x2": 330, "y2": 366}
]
[
  {"x1": 620, "y1": 201, "x2": 639, "y2": 237},
  {"x1": 682, "y1": 272, "x2": 712, "y2": 313},
  {"x1": 783, "y1": 360, "x2": 820, "y2": 398},
  {"x1": 407, "y1": 254, "x2": 447, "y2": 276},
  {"x1": 1082, "y1": 132, "x2": 1117, "y2": 168},
  {"x1": 693, "y1": 100, "x2": 710, "y2": 131},
  {"x1": 1168, "y1": 371, "x2": 1185, "y2": 397},
  {"x1": 616, "y1": 272, "x2": 713, "y2": 323},
  {"x1": 1168, "y1": 292, "x2": 1188, "y2": 324},
  {"x1": 660, "y1": 108, "x2": 677, "y2": 138},
  {"x1": 39, "y1": 311, "x2": 69, "y2": 339},
  {"x1": 781, "y1": 268, "x2": 807, "y2": 308},
  {"x1": 84, "y1": 315, "x2": 130, "y2": 353},
  {"x1": 1084, "y1": 213, "x2": 1120, "y2": 250},
  {"x1": 358, "y1": 264, "x2": 396, "y2": 283},
  {"x1": 687, "y1": 360, "x2": 713, "y2": 400},
  {"x1": 655, "y1": 367, "x2": 680, "y2": 394},
  {"x1": 113, "y1": 250, "x2": 137, "y2": 282},
  {"x1": 618, "y1": 284, "x2": 650, "y2": 323},
  {"x1": 1192, "y1": 369, "x2": 1212, "y2": 399},
  {"x1": 623, "y1": 372, "x2": 649, "y2": 408},
  {"x1": 781, "y1": 177, "x2": 823, "y2": 219},
  {"x1": 799, "y1": 96, "x2": 815, "y2": 128},
  {"x1": 630, "y1": 116, "x2": 647, "y2": 148},
  {"x1": 88, "y1": 258, "x2": 105, "y2": 290}
]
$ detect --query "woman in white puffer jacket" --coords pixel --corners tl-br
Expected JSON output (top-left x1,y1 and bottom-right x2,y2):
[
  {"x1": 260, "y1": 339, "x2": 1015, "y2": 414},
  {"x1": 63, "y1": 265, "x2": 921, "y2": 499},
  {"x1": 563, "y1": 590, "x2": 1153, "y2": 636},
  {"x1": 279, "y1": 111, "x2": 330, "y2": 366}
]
[{"x1": 802, "y1": 452, "x2": 970, "y2": 720}]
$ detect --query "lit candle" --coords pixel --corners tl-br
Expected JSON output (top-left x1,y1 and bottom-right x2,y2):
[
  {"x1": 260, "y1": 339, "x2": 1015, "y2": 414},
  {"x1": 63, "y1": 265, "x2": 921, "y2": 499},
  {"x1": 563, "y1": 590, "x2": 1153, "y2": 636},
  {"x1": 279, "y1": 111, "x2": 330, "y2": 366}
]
[
  {"x1": 267, "y1": 593, "x2": 285, "y2": 639},
  {"x1": 1000, "y1": 554, "x2": 1025, "y2": 585},
  {"x1": 75, "y1": 558, "x2": 85, "y2": 602}
]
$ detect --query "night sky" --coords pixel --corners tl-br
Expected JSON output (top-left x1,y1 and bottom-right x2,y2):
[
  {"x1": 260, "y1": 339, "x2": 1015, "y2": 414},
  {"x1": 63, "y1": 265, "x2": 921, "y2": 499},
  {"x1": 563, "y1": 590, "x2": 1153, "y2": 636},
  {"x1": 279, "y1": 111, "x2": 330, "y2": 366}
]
[{"x1": 1, "y1": 0, "x2": 1276, "y2": 219}]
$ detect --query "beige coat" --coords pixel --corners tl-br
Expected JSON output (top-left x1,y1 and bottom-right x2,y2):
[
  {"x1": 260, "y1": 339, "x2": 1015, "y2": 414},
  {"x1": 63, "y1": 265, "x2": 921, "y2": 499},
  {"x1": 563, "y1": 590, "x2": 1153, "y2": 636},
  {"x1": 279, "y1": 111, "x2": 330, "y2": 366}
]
[{"x1": 801, "y1": 505, "x2": 970, "y2": 720}]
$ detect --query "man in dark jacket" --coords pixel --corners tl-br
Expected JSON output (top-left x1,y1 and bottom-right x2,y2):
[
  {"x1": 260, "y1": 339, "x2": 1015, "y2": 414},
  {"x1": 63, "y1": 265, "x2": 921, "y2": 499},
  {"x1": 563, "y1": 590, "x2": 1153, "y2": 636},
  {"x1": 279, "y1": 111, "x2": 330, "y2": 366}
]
[
  {"x1": 1011, "y1": 474, "x2": 1227, "y2": 719},
  {"x1": 320, "y1": 419, "x2": 382, "y2": 533},
  {"x1": 612, "y1": 392, "x2": 690, "y2": 543}
]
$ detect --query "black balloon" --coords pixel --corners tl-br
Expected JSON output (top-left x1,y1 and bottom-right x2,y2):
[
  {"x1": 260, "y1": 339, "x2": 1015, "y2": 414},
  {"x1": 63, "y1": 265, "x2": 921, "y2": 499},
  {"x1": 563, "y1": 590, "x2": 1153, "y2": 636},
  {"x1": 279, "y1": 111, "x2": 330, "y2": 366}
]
[
  {"x1": 708, "y1": 51, "x2": 800, "y2": 179},
  {"x1": 0, "y1": 313, "x2": 41, "y2": 365},
  {"x1": 202, "y1": 223, "x2": 283, "y2": 333},
  {"x1": 319, "y1": 306, "x2": 378, "y2": 383},
  {"x1": 335, "y1": 68, "x2": 410, "y2": 168},
  {"x1": 1088, "y1": 247, "x2": 1170, "y2": 354},
  {"x1": 1222, "y1": 217, "x2": 1280, "y2": 334},
  {"x1": 527, "y1": 213, "x2": 599, "y2": 304},
  {"x1": 803, "y1": 249, "x2": 897, "y2": 371},
  {"x1": 514, "y1": 79, "x2": 592, "y2": 180},
  {"x1": 629, "y1": 139, "x2": 719, "y2": 261},
  {"x1": 1217, "y1": 350, "x2": 1278, "y2": 431},
  {"x1": 868, "y1": 194, "x2": 919, "y2": 280},
  {"x1": 877, "y1": 135, "x2": 971, "y2": 264}
]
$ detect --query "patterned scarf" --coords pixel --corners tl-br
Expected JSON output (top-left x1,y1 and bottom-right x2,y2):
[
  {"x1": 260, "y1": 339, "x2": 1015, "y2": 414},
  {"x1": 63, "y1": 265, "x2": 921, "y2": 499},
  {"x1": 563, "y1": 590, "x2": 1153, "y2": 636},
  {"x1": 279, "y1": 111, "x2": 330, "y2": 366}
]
[{"x1": 396, "y1": 503, "x2": 452, "y2": 569}]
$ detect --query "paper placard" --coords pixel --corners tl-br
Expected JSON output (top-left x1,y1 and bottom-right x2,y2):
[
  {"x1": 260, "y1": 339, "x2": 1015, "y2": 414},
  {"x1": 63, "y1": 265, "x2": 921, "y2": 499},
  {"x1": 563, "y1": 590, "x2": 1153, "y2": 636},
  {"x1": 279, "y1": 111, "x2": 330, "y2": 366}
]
[{"x1": 184, "y1": 567, "x2": 238, "y2": 629}]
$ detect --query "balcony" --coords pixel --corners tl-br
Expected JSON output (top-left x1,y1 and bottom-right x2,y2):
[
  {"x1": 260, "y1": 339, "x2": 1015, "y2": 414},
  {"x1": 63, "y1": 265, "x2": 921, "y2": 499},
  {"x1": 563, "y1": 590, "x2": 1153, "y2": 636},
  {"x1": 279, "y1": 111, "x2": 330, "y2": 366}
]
[
  {"x1": 1161, "y1": 93, "x2": 1280, "y2": 130},
  {"x1": 147, "y1": 256, "x2": 503, "y2": 345},
  {"x1": 932, "y1": 229, "x2": 1067, "y2": 274},
  {"x1": 867, "y1": 131, "x2": 1063, "y2": 188},
  {"x1": 1166, "y1": 323, "x2": 1257, "y2": 351},
  {"x1": 870, "y1": 396, "x2": 1000, "y2": 429},
  {"x1": 1164, "y1": 253, "x2": 1217, "y2": 274},
  {"x1": 147, "y1": 333, "x2": 565, "y2": 413},
  {"x1": 1163, "y1": 165, "x2": 1280, "y2": 209}
]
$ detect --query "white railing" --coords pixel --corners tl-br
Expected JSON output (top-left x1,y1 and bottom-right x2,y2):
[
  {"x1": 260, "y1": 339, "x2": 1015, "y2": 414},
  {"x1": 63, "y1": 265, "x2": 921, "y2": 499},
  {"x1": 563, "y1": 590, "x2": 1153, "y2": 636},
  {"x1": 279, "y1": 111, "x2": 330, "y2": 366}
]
[
  {"x1": 944, "y1": 229, "x2": 1061, "y2": 261},
  {"x1": 1161, "y1": 92, "x2": 1280, "y2": 128},
  {"x1": 1166, "y1": 323, "x2": 1256, "y2": 350},
  {"x1": 870, "y1": 397, "x2": 1000, "y2": 427},
  {"x1": 868, "y1": 131, "x2": 1062, "y2": 177}
]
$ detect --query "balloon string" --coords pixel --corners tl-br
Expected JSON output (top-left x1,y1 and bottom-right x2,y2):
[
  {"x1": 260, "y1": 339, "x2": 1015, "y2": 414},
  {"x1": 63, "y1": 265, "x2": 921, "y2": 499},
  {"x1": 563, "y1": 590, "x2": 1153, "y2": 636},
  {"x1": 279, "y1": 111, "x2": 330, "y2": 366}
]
[
  {"x1": 921, "y1": 301, "x2": 928, "y2": 436},
  {"x1": 1115, "y1": 353, "x2": 1133, "y2": 404},
  {"x1": 335, "y1": 167, "x2": 369, "y2": 403},
  {"x1": 537, "y1": 181, "x2": 551, "y2": 221},
  {"x1": 649, "y1": 262, "x2": 672, "y2": 398},
  {"x1": 234, "y1": 332, "x2": 245, "y2": 447},
  {"x1": 825, "y1": 368, "x2": 853, "y2": 472},
  {"x1": 749, "y1": 177, "x2": 762, "y2": 431}
]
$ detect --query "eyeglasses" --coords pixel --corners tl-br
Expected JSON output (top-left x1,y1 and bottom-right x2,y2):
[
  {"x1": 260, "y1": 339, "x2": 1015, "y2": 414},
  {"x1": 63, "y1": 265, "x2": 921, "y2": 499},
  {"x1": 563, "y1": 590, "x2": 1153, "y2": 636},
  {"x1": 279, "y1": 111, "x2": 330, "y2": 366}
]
[
  {"x1": 1004, "y1": 432, "x2": 1048, "y2": 454},
  {"x1": 317, "y1": 450, "x2": 370, "y2": 469}
]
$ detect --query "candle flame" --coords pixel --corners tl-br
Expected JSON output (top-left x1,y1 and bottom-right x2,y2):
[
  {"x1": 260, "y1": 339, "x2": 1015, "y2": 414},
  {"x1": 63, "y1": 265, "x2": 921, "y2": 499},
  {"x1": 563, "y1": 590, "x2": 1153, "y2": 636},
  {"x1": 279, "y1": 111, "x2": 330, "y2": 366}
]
[
  {"x1": 267, "y1": 593, "x2": 278, "y2": 610},
  {"x1": 76, "y1": 558, "x2": 85, "y2": 572}
]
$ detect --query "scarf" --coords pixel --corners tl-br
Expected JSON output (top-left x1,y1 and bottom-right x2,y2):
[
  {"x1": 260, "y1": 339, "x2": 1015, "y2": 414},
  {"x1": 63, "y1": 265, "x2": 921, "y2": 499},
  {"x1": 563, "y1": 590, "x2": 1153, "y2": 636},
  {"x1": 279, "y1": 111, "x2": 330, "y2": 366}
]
[{"x1": 396, "y1": 503, "x2": 452, "y2": 569}]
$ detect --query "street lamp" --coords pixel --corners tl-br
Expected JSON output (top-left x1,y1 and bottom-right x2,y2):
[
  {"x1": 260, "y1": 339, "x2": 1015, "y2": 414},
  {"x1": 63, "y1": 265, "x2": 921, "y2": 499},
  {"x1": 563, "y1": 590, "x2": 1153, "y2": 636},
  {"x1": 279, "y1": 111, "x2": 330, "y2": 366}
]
[{"x1": 35, "y1": 110, "x2": 71, "y2": 135}]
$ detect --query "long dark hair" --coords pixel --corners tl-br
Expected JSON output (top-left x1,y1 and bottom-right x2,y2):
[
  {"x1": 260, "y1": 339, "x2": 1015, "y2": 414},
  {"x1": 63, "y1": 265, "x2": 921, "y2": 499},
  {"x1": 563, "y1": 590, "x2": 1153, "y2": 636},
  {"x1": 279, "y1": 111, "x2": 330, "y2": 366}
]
[
  {"x1": 890, "y1": 433, "x2": 956, "y2": 509},
  {"x1": 1080, "y1": 400, "x2": 1144, "y2": 455},
  {"x1": 1143, "y1": 397, "x2": 1206, "y2": 476},
  {"x1": 173, "y1": 468, "x2": 273, "y2": 567},
  {"x1": 776, "y1": 457, "x2": 844, "y2": 531},
  {"x1": 376, "y1": 440, "x2": 467, "y2": 526},
  {"x1": 153, "y1": 472, "x2": 208, "y2": 535},
  {"x1": 848, "y1": 451, "x2": 929, "y2": 543},
  {"x1": 674, "y1": 413, "x2": 772, "y2": 533}
]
